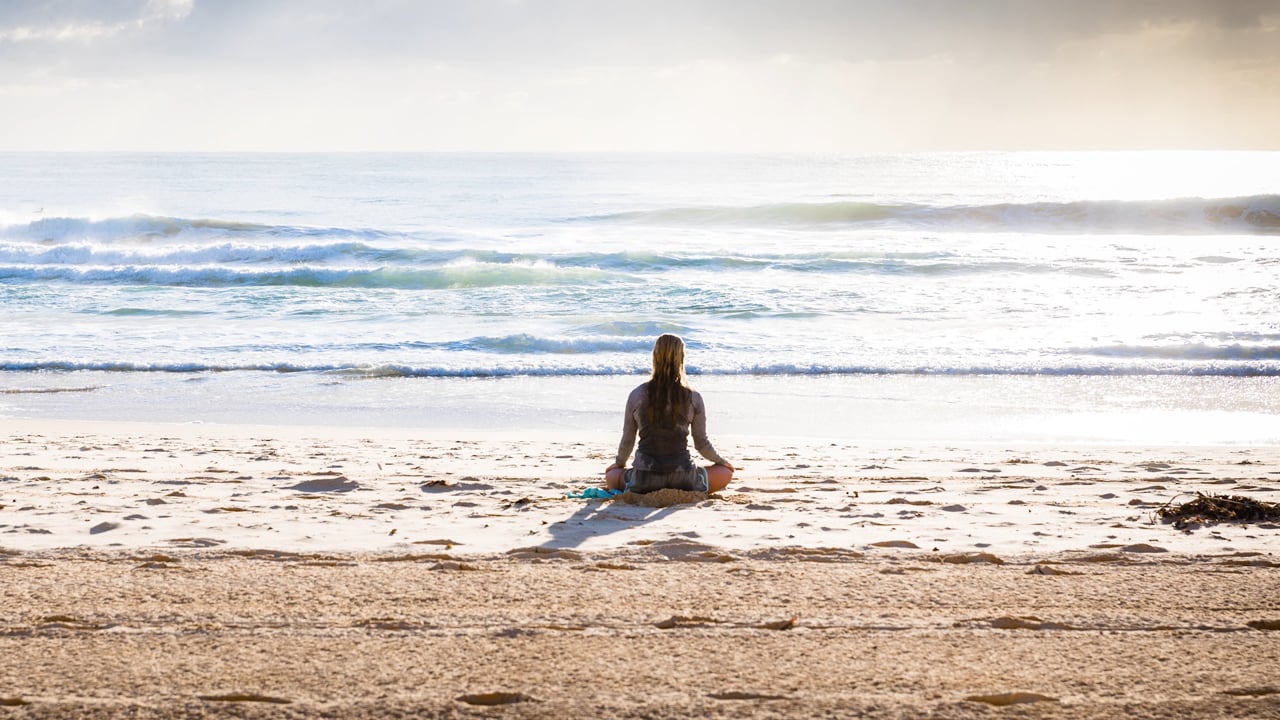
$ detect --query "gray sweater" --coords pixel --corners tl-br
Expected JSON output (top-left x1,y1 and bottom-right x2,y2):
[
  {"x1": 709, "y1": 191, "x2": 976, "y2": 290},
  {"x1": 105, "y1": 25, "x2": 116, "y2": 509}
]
[{"x1": 614, "y1": 383, "x2": 728, "y2": 470}]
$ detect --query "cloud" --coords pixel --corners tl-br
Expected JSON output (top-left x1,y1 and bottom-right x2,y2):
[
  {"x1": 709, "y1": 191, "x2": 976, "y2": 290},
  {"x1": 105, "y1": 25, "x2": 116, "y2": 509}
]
[
  {"x1": 0, "y1": 0, "x2": 1276, "y2": 150},
  {"x1": 0, "y1": 0, "x2": 192, "y2": 43}
]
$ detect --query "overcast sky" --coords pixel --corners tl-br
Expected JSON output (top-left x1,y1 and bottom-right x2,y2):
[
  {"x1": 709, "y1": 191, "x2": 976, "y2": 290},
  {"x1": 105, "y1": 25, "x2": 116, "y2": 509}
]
[{"x1": 1, "y1": 0, "x2": 1278, "y2": 151}]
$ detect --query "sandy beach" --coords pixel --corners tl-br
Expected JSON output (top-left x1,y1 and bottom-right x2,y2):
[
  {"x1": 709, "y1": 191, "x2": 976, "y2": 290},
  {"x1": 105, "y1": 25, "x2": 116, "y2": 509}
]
[{"x1": 2, "y1": 418, "x2": 1278, "y2": 718}]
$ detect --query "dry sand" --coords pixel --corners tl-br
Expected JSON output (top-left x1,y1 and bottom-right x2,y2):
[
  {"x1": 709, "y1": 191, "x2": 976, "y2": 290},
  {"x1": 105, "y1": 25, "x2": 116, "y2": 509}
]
[{"x1": 2, "y1": 418, "x2": 1279, "y2": 718}]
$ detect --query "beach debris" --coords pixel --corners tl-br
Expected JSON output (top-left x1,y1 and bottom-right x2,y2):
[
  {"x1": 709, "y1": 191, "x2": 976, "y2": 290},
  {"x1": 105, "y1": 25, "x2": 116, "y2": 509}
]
[
  {"x1": 565, "y1": 487, "x2": 620, "y2": 500},
  {"x1": 965, "y1": 692, "x2": 1057, "y2": 706},
  {"x1": 1157, "y1": 492, "x2": 1280, "y2": 529},
  {"x1": 456, "y1": 692, "x2": 534, "y2": 706}
]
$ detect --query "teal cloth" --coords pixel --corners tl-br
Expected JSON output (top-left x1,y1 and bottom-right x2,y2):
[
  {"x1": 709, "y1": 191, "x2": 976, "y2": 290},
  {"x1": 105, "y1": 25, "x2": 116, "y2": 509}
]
[{"x1": 565, "y1": 487, "x2": 622, "y2": 500}]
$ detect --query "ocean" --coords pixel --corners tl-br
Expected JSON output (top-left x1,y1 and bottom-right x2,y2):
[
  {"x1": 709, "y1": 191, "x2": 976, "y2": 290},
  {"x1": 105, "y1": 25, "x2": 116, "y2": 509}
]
[{"x1": 2, "y1": 152, "x2": 1278, "y2": 444}]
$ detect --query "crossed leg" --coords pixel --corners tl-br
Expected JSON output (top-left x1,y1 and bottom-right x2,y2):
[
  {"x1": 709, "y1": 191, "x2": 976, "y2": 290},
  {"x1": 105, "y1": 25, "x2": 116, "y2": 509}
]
[{"x1": 603, "y1": 465, "x2": 733, "y2": 493}]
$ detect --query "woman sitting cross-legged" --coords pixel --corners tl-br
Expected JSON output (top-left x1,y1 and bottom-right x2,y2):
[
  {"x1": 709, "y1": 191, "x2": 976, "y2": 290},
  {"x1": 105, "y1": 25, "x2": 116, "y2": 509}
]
[{"x1": 605, "y1": 334, "x2": 734, "y2": 494}]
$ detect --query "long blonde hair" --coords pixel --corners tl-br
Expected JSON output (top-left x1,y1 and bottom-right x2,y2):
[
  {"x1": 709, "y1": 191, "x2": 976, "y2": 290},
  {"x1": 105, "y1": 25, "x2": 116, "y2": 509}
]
[{"x1": 646, "y1": 333, "x2": 692, "y2": 428}]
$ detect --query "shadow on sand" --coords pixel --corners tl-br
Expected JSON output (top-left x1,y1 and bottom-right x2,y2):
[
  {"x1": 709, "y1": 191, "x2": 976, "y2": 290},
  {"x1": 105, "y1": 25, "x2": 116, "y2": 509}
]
[{"x1": 539, "y1": 490, "x2": 712, "y2": 551}]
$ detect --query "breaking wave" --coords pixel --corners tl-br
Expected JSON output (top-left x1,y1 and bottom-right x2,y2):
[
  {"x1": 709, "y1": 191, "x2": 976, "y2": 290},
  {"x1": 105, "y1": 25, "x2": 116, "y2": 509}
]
[
  {"x1": 591, "y1": 195, "x2": 1280, "y2": 234},
  {"x1": 0, "y1": 214, "x2": 392, "y2": 243},
  {"x1": 0, "y1": 261, "x2": 614, "y2": 289},
  {"x1": 5, "y1": 359, "x2": 1278, "y2": 378}
]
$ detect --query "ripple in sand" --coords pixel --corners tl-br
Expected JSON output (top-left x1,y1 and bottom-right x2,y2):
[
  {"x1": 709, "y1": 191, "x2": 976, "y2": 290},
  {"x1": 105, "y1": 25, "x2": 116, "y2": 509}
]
[
  {"x1": 870, "y1": 540, "x2": 920, "y2": 549},
  {"x1": 612, "y1": 489, "x2": 709, "y2": 507},
  {"x1": 988, "y1": 616, "x2": 1075, "y2": 631},
  {"x1": 456, "y1": 692, "x2": 533, "y2": 706},
  {"x1": 965, "y1": 692, "x2": 1057, "y2": 706},
  {"x1": 1027, "y1": 565, "x2": 1079, "y2": 576},
  {"x1": 507, "y1": 546, "x2": 582, "y2": 561},
  {"x1": 422, "y1": 477, "x2": 494, "y2": 492},
  {"x1": 941, "y1": 552, "x2": 1004, "y2": 565},
  {"x1": 1120, "y1": 543, "x2": 1168, "y2": 553},
  {"x1": 645, "y1": 538, "x2": 735, "y2": 562},
  {"x1": 199, "y1": 694, "x2": 291, "y2": 704},
  {"x1": 286, "y1": 476, "x2": 359, "y2": 492},
  {"x1": 167, "y1": 537, "x2": 226, "y2": 548},
  {"x1": 709, "y1": 691, "x2": 789, "y2": 701},
  {"x1": 1223, "y1": 686, "x2": 1280, "y2": 696},
  {"x1": 655, "y1": 615, "x2": 723, "y2": 629}
]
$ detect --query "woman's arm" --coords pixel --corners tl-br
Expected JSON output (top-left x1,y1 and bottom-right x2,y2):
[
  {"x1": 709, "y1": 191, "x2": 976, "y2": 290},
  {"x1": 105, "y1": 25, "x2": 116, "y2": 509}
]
[
  {"x1": 690, "y1": 391, "x2": 730, "y2": 466},
  {"x1": 613, "y1": 385, "x2": 643, "y2": 468}
]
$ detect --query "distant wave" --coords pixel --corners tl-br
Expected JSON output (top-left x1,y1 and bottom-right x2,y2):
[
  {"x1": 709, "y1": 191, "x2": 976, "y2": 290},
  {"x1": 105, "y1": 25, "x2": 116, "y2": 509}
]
[
  {"x1": 0, "y1": 261, "x2": 613, "y2": 289},
  {"x1": 1078, "y1": 344, "x2": 1280, "y2": 361},
  {"x1": 442, "y1": 333, "x2": 659, "y2": 354},
  {"x1": 0, "y1": 241, "x2": 414, "y2": 266},
  {"x1": 589, "y1": 195, "x2": 1280, "y2": 234},
  {"x1": 0, "y1": 247, "x2": 1119, "y2": 287},
  {"x1": 5, "y1": 359, "x2": 1278, "y2": 378},
  {"x1": 0, "y1": 213, "x2": 394, "y2": 244}
]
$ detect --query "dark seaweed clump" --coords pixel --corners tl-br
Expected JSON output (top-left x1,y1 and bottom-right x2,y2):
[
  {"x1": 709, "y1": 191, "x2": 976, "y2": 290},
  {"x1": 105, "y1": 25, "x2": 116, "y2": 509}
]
[{"x1": 1158, "y1": 492, "x2": 1280, "y2": 530}]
